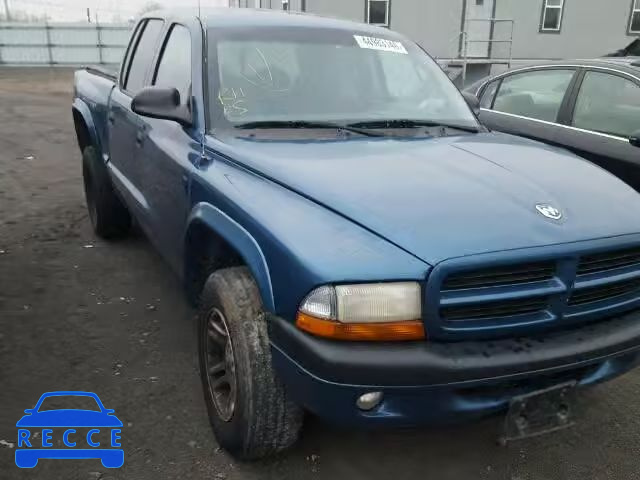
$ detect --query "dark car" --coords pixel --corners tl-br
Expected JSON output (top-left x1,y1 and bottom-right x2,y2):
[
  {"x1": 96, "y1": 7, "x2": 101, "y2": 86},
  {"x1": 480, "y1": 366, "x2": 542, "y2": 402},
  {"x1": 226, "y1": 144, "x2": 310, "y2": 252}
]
[{"x1": 466, "y1": 58, "x2": 640, "y2": 189}]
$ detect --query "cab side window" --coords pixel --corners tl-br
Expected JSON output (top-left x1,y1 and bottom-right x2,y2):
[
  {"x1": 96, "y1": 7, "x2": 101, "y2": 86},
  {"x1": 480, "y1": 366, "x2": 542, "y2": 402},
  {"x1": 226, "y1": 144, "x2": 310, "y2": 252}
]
[
  {"x1": 572, "y1": 71, "x2": 640, "y2": 138},
  {"x1": 153, "y1": 24, "x2": 192, "y2": 103},
  {"x1": 124, "y1": 19, "x2": 164, "y2": 94},
  {"x1": 492, "y1": 69, "x2": 574, "y2": 122},
  {"x1": 119, "y1": 21, "x2": 144, "y2": 87}
]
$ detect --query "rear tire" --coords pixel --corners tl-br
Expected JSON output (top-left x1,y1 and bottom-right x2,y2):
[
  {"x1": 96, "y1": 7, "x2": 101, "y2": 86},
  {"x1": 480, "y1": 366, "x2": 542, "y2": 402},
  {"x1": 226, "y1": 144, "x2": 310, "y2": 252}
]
[
  {"x1": 198, "y1": 266, "x2": 303, "y2": 459},
  {"x1": 82, "y1": 146, "x2": 131, "y2": 239}
]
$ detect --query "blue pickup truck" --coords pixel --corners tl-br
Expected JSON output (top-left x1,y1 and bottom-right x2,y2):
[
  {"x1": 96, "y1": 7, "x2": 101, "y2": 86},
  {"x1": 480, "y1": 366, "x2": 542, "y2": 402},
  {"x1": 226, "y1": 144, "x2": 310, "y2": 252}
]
[{"x1": 73, "y1": 8, "x2": 640, "y2": 459}]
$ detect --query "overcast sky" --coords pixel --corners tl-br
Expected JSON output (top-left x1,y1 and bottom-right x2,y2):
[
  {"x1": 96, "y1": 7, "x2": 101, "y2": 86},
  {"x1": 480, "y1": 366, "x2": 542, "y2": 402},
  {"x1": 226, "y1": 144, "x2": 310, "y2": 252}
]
[{"x1": 5, "y1": 0, "x2": 229, "y2": 22}]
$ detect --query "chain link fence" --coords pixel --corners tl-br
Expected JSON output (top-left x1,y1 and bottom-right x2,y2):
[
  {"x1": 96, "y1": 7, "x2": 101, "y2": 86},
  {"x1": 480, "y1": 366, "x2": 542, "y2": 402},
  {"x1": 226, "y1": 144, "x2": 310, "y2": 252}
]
[
  {"x1": 0, "y1": 22, "x2": 130, "y2": 65},
  {"x1": 0, "y1": 0, "x2": 228, "y2": 66}
]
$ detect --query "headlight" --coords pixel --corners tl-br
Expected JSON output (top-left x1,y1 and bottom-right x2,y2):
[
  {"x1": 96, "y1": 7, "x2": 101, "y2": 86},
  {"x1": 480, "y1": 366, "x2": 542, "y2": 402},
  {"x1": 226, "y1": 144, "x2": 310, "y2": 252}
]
[{"x1": 296, "y1": 282, "x2": 425, "y2": 341}]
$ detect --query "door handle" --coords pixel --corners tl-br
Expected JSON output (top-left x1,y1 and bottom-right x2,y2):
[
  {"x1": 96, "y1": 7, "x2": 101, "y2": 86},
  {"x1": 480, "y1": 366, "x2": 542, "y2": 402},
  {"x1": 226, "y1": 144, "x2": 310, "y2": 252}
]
[{"x1": 108, "y1": 112, "x2": 115, "y2": 124}]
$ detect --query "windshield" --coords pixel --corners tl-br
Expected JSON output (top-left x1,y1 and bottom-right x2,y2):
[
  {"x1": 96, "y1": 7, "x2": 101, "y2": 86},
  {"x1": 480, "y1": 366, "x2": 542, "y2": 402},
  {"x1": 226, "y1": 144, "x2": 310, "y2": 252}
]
[{"x1": 208, "y1": 26, "x2": 478, "y2": 130}]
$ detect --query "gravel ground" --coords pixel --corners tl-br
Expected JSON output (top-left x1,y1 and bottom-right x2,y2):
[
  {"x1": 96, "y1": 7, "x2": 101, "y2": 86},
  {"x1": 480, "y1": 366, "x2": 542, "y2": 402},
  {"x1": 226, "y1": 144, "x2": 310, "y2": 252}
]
[{"x1": 2, "y1": 67, "x2": 640, "y2": 480}]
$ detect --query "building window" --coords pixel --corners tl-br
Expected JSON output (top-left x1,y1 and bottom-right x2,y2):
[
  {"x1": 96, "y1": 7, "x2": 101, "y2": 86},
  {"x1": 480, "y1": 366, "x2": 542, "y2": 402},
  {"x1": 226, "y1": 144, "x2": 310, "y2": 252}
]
[
  {"x1": 367, "y1": 0, "x2": 390, "y2": 26},
  {"x1": 540, "y1": 0, "x2": 564, "y2": 32},
  {"x1": 630, "y1": 0, "x2": 640, "y2": 33}
]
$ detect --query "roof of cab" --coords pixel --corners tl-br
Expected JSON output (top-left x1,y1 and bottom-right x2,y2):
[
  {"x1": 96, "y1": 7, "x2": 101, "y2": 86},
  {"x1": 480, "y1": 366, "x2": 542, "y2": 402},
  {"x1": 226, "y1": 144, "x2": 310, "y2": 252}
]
[{"x1": 143, "y1": 7, "x2": 397, "y2": 35}]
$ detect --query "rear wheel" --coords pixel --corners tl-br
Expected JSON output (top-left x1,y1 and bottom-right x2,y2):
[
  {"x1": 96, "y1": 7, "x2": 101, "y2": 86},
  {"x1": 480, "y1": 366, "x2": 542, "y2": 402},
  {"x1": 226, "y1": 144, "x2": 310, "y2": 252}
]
[
  {"x1": 82, "y1": 146, "x2": 131, "y2": 239},
  {"x1": 198, "y1": 267, "x2": 303, "y2": 459}
]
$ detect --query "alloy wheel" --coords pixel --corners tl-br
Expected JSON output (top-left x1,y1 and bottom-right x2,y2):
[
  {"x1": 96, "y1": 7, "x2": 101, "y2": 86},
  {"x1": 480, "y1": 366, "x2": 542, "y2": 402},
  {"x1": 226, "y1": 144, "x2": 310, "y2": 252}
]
[{"x1": 204, "y1": 307, "x2": 237, "y2": 422}]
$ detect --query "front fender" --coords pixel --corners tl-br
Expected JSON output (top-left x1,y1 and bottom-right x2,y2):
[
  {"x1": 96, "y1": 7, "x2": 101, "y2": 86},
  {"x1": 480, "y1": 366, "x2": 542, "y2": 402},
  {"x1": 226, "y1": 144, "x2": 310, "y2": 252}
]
[
  {"x1": 72, "y1": 98, "x2": 101, "y2": 154},
  {"x1": 186, "y1": 202, "x2": 275, "y2": 312}
]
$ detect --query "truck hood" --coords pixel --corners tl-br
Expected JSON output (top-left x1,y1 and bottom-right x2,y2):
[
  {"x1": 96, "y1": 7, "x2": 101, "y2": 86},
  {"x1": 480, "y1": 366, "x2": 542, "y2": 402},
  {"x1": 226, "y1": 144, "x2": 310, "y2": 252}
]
[{"x1": 223, "y1": 132, "x2": 640, "y2": 265}]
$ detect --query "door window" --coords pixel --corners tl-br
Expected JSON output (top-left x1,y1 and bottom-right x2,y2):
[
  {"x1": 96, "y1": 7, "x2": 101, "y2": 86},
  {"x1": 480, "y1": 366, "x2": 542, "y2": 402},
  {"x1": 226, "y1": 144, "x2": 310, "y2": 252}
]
[
  {"x1": 154, "y1": 25, "x2": 192, "y2": 103},
  {"x1": 492, "y1": 69, "x2": 574, "y2": 122},
  {"x1": 572, "y1": 71, "x2": 640, "y2": 138},
  {"x1": 124, "y1": 19, "x2": 164, "y2": 94},
  {"x1": 119, "y1": 21, "x2": 144, "y2": 87},
  {"x1": 479, "y1": 79, "x2": 499, "y2": 108}
]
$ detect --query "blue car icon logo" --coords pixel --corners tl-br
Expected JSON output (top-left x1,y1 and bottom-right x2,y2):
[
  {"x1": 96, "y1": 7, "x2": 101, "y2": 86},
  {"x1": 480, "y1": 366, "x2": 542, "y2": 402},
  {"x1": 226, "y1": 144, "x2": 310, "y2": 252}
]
[{"x1": 15, "y1": 391, "x2": 123, "y2": 468}]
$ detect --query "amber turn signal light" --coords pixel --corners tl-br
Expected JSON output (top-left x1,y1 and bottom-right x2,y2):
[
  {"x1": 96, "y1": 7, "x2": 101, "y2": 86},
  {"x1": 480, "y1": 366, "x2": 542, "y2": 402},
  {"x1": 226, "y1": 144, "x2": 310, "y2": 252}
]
[{"x1": 296, "y1": 312, "x2": 426, "y2": 341}]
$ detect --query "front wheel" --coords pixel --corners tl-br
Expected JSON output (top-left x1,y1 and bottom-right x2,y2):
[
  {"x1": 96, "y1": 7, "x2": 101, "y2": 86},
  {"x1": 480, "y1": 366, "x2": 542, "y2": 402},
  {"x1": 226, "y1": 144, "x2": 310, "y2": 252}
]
[{"x1": 197, "y1": 267, "x2": 303, "y2": 459}]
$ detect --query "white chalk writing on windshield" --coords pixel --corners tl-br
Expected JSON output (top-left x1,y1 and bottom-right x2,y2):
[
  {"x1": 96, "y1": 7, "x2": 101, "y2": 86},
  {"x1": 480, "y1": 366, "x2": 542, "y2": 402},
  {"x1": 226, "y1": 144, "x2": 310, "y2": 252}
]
[{"x1": 218, "y1": 87, "x2": 249, "y2": 116}]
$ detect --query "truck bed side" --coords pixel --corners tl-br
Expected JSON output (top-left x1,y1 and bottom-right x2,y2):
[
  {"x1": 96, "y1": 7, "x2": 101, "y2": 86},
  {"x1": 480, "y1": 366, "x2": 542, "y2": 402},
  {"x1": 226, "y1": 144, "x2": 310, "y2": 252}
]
[{"x1": 72, "y1": 68, "x2": 117, "y2": 161}]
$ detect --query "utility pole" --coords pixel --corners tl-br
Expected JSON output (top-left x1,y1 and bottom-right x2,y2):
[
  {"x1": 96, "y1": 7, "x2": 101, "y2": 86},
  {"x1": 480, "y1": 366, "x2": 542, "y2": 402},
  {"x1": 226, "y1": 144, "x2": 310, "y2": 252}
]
[
  {"x1": 3, "y1": 0, "x2": 11, "y2": 22},
  {"x1": 86, "y1": 7, "x2": 92, "y2": 23}
]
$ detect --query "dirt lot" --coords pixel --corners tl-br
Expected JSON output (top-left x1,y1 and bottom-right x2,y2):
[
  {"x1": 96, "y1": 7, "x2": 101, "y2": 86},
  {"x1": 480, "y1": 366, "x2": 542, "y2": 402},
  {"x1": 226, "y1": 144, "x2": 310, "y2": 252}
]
[{"x1": 1, "y1": 68, "x2": 640, "y2": 480}]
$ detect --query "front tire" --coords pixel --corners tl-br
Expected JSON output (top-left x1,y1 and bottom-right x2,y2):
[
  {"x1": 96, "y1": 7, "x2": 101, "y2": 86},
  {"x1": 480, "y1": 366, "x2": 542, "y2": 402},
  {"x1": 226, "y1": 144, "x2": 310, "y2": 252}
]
[
  {"x1": 82, "y1": 146, "x2": 131, "y2": 239},
  {"x1": 198, "y1": 267, "x2": 303, "y2": 459}
]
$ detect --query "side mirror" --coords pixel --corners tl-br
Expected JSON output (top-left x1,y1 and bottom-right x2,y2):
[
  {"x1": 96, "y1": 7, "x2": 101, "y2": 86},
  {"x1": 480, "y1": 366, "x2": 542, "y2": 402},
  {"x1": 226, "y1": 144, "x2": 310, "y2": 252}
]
[
  {"x1": 24, "y1": 409, "x2": 34, "y2": 414},
  {"x1": 630, "y1": 130, "x2": 640, "y2": 148},
  {"x1": 462, "y1": 91, "x2": 481, "y2": 116},
  {"x1": 105, "y1": 409, "x2": 115, "y2": 414},
  {"x1": 131, "y1": 87, "x2": 192, "y2": 127}
]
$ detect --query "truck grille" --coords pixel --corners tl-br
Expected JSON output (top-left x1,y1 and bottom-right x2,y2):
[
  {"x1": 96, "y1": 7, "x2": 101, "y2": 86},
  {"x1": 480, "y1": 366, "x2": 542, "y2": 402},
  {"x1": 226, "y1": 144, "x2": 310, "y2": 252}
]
[{"x1": 430, "y1": 244, "x2": 640, "y2": 339}]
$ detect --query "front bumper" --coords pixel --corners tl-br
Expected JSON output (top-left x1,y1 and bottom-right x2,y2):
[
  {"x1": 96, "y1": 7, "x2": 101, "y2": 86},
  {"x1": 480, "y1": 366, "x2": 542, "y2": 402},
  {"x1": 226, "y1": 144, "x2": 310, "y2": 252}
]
[{"x1": 268, "y1": 310, "x2": 640, "y2": 426}]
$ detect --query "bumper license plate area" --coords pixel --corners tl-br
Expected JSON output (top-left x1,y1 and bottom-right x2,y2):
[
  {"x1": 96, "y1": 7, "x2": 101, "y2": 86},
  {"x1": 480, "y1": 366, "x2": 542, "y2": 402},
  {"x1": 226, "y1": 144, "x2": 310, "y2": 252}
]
[{"x1": 501, "y1": 381, "x2": 577, "y2": 444}]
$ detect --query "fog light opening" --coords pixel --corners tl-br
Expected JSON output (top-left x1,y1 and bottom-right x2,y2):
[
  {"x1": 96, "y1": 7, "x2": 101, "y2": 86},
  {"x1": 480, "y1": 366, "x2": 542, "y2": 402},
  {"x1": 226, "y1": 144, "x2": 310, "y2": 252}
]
[{"x1": 356, "y1": 391, "x2": 384, "y2": 411}]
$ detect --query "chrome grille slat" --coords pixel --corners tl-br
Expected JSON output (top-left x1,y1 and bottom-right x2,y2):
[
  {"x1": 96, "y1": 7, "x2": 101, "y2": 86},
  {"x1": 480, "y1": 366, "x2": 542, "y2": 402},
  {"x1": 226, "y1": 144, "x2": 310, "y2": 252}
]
[
  {"x1": 577, "y1": 248, "x2": 640, "y2": 275},
  {"x1": 569, "y1": 278, "x2": 640, "y2": 306},
  {"x1": 442, "y1": 262, "x2": 555, "y2": 290},
  {"x1": 441, "y1": 297, "x2": 549, "y2": 321}
]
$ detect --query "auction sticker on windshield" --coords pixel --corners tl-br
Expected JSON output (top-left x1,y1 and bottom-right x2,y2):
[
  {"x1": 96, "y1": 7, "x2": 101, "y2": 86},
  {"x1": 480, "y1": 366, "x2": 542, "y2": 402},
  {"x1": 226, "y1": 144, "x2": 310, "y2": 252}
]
[{"x1": 353, "y1": 35, "x2": 408, "y2": 54}]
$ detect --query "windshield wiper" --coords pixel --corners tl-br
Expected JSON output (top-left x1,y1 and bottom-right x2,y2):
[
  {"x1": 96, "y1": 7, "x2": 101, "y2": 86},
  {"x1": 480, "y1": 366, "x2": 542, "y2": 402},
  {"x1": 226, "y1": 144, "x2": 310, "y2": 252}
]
[
  {"x1": 234, "y1": 120, "x2": 385, "y2": 137},
  {"x1": 347, "y1": 119, "x2": 480, "y2": 133}
]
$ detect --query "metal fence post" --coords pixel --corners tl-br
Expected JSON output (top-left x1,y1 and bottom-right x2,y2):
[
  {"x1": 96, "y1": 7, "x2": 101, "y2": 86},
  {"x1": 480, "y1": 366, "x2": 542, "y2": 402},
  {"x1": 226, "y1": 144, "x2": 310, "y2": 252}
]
[
  {"x1": 462, "y1": 28, "x2": 468, "y2": 87},
  {"x1": 44, "y1": 21, "x2": 53, "y2": 65},
  {"x1": 96, "y1": 21, "x2": 104, "y2": 64}
]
